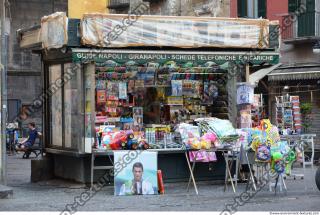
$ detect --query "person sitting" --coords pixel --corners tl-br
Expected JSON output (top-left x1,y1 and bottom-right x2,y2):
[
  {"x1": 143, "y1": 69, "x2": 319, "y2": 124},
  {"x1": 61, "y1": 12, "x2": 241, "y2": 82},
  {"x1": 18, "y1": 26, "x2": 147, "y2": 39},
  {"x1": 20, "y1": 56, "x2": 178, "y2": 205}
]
[{"x1": 16, "y1": 122, "x2": 42, "y2": 152}]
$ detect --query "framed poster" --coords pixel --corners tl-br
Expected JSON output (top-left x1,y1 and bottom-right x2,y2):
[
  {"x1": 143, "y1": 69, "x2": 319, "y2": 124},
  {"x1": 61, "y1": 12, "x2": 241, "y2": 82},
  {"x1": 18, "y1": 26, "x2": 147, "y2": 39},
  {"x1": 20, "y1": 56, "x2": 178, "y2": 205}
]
[{"x1": 114, "y1": 151, "x2": 158, "y2": 196}]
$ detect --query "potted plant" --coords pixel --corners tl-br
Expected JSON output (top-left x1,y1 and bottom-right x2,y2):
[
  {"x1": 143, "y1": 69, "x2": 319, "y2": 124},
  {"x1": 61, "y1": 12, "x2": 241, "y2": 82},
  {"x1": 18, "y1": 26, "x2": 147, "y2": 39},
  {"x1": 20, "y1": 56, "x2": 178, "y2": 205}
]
[{"x1": 300, "y1": 103, "x2": 313, "y2": 133}]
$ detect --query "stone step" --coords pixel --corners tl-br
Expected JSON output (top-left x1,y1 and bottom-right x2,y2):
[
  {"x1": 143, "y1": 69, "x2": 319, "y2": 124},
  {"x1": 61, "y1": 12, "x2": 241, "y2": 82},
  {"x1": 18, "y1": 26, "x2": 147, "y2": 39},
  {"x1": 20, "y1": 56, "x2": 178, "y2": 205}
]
[{"x1": 0, "y1": 185, "x2": 13, "y2": 199}]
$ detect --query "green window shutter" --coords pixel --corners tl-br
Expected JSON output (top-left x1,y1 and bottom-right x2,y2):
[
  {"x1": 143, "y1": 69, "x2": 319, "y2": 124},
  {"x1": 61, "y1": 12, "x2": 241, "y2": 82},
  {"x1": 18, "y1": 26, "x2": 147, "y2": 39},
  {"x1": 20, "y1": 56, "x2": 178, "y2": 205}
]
[
  {"x1": 288, "y1": 0, "x2": 298, "y2": 13},
  {"x1": 297, "y1": 0, "x2": 315, "y2": 37},
  {"x1": 306, "y1": 0, "x2": 315, "y2": 12},
  {"x1": 238, "y1": 0, "x2": 248, "y2": 17},
  {"x1": 258, "y1": 0, "x2": 266, "y2": 18}
]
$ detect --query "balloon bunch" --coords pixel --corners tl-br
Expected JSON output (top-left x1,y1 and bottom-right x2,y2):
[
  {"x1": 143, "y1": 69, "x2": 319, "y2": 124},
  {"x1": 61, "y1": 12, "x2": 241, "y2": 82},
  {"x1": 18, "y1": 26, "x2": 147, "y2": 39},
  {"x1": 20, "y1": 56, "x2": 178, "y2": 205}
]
[{"x1": 247, "y1": 119, "x2": 297, "y2": 175}]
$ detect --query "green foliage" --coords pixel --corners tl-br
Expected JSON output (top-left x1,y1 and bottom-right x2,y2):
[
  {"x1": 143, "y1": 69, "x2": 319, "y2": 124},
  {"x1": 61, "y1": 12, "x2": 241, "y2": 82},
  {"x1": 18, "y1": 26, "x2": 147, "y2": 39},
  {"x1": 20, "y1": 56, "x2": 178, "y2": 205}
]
[
  {"x1": 300, "y1": 103, "x2": 312, "y2": 115},
  {"x1": 300, "y1": 102, "x2": 313, "y2": 132}
]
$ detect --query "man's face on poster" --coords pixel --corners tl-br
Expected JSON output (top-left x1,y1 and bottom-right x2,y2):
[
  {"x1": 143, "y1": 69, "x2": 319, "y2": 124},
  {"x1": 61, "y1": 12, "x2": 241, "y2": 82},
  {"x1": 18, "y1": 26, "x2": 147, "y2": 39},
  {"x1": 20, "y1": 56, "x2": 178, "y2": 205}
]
[{"x1": 133, "y1": 167, "x2": 143, "y2": 182}]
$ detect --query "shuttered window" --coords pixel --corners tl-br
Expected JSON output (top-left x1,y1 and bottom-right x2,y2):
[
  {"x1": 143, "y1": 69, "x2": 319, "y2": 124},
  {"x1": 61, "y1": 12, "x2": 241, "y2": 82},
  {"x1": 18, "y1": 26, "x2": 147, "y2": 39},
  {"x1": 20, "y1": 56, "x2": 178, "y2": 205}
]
[
  {"x1": 289, "y1": 0, "x2": 299, "y2": 13},
  {"x1": 238, "y1": 0, "x2": 248, "y2": 17},
  {"x1": 238, "y1": 0, "x2": 267, "y2": 18},
  {"x1": 258, "y1": 0, "x2": 266, "y2": 18}
]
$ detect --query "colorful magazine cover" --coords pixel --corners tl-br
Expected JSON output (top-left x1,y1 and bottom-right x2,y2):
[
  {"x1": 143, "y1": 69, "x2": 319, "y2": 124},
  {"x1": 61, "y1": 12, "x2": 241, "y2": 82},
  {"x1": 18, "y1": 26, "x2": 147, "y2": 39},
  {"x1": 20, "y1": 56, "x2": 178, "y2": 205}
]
[
  {"x1": 96, "y1": 90, "x2": 106, "y2": 104},
  {"x1": 171, "y1": 80, "x2": 183, "y2": 96},
  {"x1": 202, "y1": 81, "x2": 219, "y2": 104},
  {"x1": 128, "y1": 80, "x2": 135, "y2": 93},
  {"x1": 107, "y1": 82, "x2": 119, "y2": 98},
  {"x1": 134, "y1": 80, "x2": 145, "y2": 89},
  {"x1": 118, "y1": 82, "x2": 127, "y2": 99}
]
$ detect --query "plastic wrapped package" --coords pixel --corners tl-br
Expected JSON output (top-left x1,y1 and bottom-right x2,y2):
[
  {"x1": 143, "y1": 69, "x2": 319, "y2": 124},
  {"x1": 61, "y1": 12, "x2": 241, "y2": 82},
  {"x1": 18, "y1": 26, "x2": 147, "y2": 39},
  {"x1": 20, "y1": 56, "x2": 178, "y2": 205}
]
[
  {"x1": 196, "y1": 117, "x2": 237, "y2": 139},
  {"x1": 81, "y1": 14, "x2": 271, "y2": 49},
  {"x1": 177, "y1": 123, "x2": 201, "y2": 145},
  {"x1": 41, "y1": 12, "x2": 68, "y2": 49},
  {"x1": 189, "y1": 151, "x2": 217, "y2": 162}
]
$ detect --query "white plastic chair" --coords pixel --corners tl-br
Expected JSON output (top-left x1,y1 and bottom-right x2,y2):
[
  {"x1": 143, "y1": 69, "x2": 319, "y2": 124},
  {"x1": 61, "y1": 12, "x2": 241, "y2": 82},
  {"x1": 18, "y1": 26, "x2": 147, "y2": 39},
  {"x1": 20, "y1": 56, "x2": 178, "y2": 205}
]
[{"x1": 301, "y1": 134, "x2": 316, "y2": 170}]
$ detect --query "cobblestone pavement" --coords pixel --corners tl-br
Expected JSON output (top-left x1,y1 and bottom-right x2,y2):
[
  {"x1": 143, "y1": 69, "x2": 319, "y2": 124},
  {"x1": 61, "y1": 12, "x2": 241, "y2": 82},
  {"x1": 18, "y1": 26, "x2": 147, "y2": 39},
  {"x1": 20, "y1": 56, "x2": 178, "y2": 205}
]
[{"x1": 0, "y1": 154, "x2": 319, "y2": 212}]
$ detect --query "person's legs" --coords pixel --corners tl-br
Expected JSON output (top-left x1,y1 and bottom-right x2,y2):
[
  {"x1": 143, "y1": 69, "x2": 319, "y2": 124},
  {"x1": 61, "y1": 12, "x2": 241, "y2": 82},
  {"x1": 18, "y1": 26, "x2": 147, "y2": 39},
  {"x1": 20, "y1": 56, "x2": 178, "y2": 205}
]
[
  {"x1": 16, "y1": 142, "x2": 32, "y2": 152},
  {"x1": 24, "y1": 142, "x2": 32, "y2": 151},
  {"x1": 15, "y1": 143, "x2": 23, "y2": 151},
  {"x1": 22, "y1": 142, "x2": 33, "y2": 158}
]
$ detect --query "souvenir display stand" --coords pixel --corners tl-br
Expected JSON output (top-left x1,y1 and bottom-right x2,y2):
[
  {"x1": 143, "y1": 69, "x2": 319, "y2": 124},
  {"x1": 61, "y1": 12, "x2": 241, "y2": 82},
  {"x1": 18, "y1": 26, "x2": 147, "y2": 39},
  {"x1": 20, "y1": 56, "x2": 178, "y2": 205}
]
[
  {"x1": 275, "y1": 95, "x2": 302, "y2": 134},
  {"x1": 280, "y1": 134, "x2": 316, "y2": 184}
]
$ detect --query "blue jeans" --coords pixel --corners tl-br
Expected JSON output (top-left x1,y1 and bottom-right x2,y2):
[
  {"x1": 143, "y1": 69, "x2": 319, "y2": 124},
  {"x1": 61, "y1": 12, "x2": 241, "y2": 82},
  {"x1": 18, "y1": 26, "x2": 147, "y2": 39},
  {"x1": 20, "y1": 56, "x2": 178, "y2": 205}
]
[{"x1": 24, "y1": 141, "x2": 33, "y2": 148}]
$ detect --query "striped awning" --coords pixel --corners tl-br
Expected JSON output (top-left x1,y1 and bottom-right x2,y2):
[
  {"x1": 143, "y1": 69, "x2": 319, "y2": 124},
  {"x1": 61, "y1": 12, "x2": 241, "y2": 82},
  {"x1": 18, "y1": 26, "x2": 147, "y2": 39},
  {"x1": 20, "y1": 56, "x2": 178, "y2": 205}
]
[{"x1": 268, "y1": 66, "x2": 320, "y2": 81}]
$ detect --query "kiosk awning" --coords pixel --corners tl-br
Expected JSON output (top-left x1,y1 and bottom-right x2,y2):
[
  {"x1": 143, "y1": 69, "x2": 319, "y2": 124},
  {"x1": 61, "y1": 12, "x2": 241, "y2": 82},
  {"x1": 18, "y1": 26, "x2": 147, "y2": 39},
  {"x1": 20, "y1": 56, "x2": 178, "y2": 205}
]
[
  {"x1": 268, "y1": 66, "x2": 320, "y2": 81},
  {"x1": 249, "y1": 63, "x2": 282, "y2": 84}
]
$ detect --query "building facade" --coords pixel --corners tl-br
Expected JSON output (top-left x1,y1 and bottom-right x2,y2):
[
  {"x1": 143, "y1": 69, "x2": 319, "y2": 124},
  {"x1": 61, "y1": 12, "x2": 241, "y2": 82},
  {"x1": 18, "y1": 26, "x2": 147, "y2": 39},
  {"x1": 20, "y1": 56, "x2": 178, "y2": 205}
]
[
  {"x1": 108, "y1": 0, "x2": 231, "y2": 17},
  {"x1": 8, "y1": 0, "x2": 67, "y2": 135},
  {"x1": 231, "y1": 0, "x2": 320, "y2": 148},
  {"x1": 270, "y1": 0, "x2": 320, "y2": 146}
]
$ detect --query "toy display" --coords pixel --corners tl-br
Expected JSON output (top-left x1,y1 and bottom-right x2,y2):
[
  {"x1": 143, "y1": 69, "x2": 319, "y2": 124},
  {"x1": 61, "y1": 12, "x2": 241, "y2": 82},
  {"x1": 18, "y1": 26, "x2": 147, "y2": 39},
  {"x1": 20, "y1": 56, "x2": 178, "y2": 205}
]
[
  {"x1": 93, "y1": 58, "x2": 231, "y2": 151},
  {"x1": 256, "y1": 144, "x2": 271, "y2": 163},
  {"x1": 284, "y1": 149, "x2": 296, "y2": 175},
  {"x1": 271, "y1": 151, "x2": 285, "y2": 174},
  {"x1": 90, "y1": 53, "x2": 296, "y2": 185},
  {"x1": 245, "y1": 119, "x2": 301, "y2": 176},
  {"x1": 96, "y1": 127, "x2": 149, "y2": 150}
]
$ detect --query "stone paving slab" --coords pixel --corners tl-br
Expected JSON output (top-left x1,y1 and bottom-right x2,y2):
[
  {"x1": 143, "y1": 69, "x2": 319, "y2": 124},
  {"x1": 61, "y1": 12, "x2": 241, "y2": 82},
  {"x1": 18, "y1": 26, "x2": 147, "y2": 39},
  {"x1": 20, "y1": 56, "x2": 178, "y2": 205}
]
[{"x1": 1, "y1": 154, "x2": 319, "y2": 211}]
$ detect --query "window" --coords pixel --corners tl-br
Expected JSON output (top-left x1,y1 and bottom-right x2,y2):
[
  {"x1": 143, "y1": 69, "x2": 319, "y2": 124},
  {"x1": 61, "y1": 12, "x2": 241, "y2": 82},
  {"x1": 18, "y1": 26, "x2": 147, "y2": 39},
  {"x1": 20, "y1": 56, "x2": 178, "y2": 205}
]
[
  {"x1": 64, "y1": 63, "x2": 82, "y2": 149},
  {"x1": 257, "y1": 0, "x2": 267, "y2": 18},
  {"x1": 84, "y1": 63, "x2": 96, "y2": 153},
  {"x1": 48, "y1": 63, "x2": 84, "y2": 150},
  {"x1": 238, "y1": 0, "x2": 248, "y2": 17},
  {"x1": 238, "y1": 0, "x2": 266, "y2": 18},
  {"x1": 289, "y1": 0, "x2": 315, "y2": 13},
  {"x1": 49, "y1": 64, "x2": 63, "y2": 147},
  {"x1": 289, "y1": 0, "x2": 300, "y2": 13}
]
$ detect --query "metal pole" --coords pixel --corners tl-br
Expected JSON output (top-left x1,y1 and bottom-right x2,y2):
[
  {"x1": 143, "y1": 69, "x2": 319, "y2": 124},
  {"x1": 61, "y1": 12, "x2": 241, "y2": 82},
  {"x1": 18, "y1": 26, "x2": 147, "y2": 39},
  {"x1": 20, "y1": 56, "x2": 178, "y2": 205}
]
[{"x1": 0, "y1": 0, "x2": 8, "y2": 185}]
